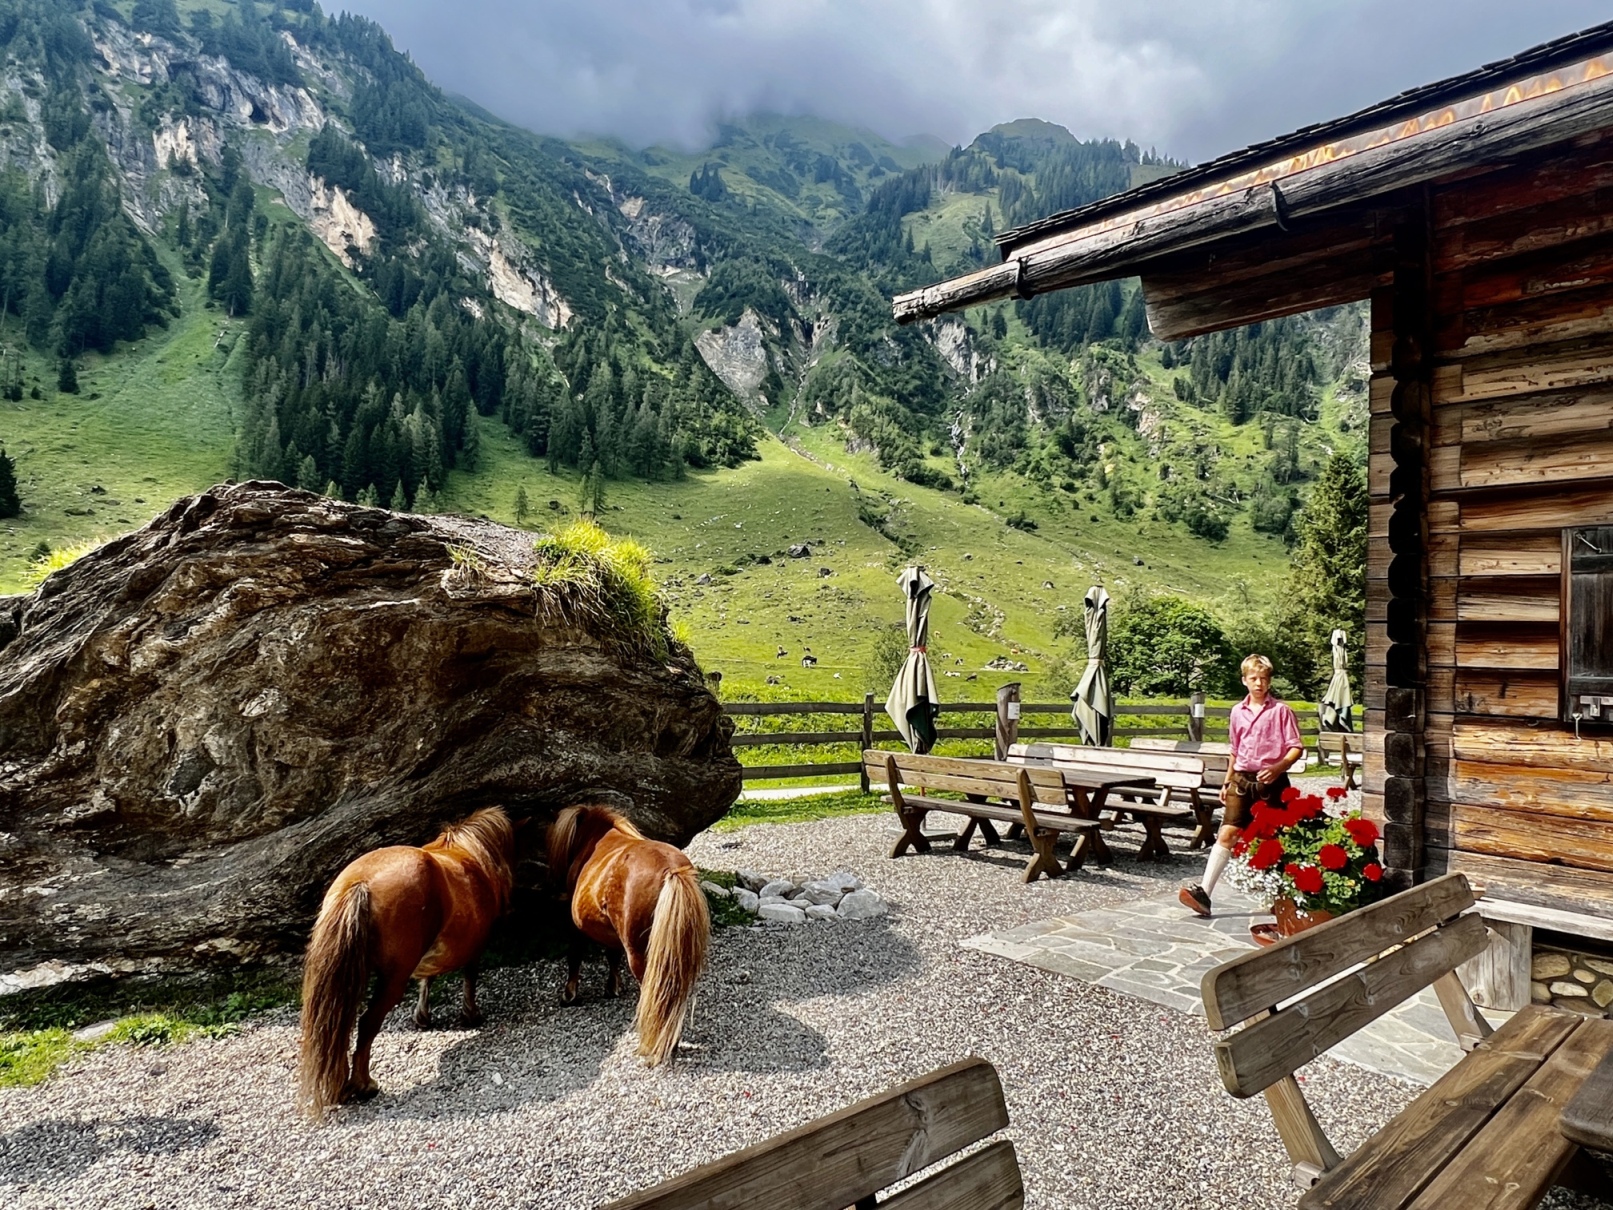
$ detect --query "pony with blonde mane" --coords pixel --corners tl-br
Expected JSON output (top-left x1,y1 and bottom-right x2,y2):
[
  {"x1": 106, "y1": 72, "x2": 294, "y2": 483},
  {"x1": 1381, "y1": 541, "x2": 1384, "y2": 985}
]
[
  {"x1": 547, "y1": 804, "x2": 709, "y2": 1066},
  {"x1": 297, "y1": 807, "x2": 517, "y2": 1116}
]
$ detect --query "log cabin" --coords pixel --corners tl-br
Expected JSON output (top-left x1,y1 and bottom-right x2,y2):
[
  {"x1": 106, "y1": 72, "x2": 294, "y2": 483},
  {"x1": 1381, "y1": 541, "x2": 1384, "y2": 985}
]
[{"x1": 894, "y1": 20, "x2": 1613, "y2": 1006}]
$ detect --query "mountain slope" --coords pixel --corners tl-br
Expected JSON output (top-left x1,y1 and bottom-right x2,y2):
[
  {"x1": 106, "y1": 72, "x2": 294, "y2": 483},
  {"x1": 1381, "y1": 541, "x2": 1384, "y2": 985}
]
[{"x1": 0, "y1": 0, "x2": 1367, "y2": 696}]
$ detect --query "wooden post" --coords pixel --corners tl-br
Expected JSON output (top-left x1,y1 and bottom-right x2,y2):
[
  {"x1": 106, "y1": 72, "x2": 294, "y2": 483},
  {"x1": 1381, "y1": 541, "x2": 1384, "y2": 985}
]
[
  {"x1": 995, "y1": 682, "x2": 1021, "y2": 760},
  {"x1": 1188, "y1": 691, "x2": 1206, "y2": 743},
  {"x1": 860, "y1": 692, "x2": 874, "y2": 793}
]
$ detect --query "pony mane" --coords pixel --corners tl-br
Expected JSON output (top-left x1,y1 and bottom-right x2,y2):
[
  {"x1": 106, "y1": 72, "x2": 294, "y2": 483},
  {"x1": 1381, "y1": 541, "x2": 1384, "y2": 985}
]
[
  {"x1": 432, "y1": 807, "x2": 515, "y2": 912},
  {"x1": 547, "y1": 804, "x2": 643, "y2": 888}
]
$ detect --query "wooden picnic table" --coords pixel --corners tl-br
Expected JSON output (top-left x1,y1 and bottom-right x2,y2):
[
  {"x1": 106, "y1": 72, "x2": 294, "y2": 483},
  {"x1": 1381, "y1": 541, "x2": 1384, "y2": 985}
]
[
  {"x1": 1561, "y1": 1044, "x2": 1613, "y2": 1154},
  {"x1": 1004, "y1": 768, "x2": 1156, "y2": 863}
]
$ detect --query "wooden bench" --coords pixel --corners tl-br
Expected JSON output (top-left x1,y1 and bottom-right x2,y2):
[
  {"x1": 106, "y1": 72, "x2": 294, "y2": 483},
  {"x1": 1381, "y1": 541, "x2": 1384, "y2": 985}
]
[
  {"x1": 1200, "y1": 872, "x2": 1613, "y2": 1208},
  {"x1": 863, "y1": 750, "x2": 1107, "y2": 882},
  {"x1": 1008, "y1": 741, "x2": 1209, "y2": 859},
  {"x1": 603, "y1": 1057, "x2": 1023, "y2": 1210},
  {"x1": 1314, "y1": 730, "x2": 1362, "y2": 790}
]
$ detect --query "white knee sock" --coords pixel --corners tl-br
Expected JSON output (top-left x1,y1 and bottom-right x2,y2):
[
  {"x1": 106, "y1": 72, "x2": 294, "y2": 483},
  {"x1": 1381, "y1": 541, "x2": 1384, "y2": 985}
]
[{"x1": 1202, "y1": 844, "x2": 1232, "y2": 895}]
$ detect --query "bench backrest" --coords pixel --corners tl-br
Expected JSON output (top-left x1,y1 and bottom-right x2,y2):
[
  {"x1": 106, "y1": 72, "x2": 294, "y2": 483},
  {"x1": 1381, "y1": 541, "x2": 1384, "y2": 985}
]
[
  {"x1": 1316, "y1": 731, "x2": 1362, "y2": 759},
  {"x1": 1126, "y1": 737, "x2": 1230, "y2": 787},
  {"x1": 603, "y1": 1058, "x2": 1021, "y2": 1210},
  {"x1": 1008, "y1": 742, "x2": 1206, "y2": 790},
  {"x1": 1200, "y1": 873, "x2": 1487, "y2": 1098},
  {"x1": 864, "y1": 750, "x2": 1069, "y2": 809}
]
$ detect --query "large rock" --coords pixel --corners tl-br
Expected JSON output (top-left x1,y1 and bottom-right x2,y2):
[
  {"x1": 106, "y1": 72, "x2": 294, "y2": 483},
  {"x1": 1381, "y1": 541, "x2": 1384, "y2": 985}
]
[{"x1": 0, "y1": 483, "x2": 740, "y2": 985}]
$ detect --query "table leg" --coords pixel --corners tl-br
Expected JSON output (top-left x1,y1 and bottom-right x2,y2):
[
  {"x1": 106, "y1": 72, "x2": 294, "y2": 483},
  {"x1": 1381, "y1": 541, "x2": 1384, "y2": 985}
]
[{"x1": 1074, "y1": 788, "x2": 1114, "y2": 865}]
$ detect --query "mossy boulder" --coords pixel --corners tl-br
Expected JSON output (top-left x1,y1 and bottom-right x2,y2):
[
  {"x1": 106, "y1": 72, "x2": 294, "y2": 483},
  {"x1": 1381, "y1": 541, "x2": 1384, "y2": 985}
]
[{"x1": 0, "y1": 482, "x2": 739, "y2": 987}]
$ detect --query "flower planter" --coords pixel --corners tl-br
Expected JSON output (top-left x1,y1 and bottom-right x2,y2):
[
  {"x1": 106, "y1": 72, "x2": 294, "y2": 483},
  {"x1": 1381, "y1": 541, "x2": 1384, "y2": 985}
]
[{"x1": 1251, "y1": 897, "x2": 1334, "y2": 947}]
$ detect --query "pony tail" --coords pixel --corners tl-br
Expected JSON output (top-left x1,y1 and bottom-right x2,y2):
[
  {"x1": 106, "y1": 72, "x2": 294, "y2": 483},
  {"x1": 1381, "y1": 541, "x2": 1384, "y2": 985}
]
[
  {"x1": 297, "y1": 882, "x2": 371, "y2": 1118},
  {"x1": 635, "y1": 866, "x2": 709, "y2": 1066},
  {"x1": 547, "y1": 806, "x2": 581, "y2": 886}
]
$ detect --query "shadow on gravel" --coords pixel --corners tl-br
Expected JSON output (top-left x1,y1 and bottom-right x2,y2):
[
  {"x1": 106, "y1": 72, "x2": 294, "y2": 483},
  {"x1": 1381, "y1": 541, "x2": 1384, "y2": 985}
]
[
  {"x1": 344, "y1": 914, "x2": 924, "y2": 1121},
  {"x1": 0, "y1": 1113, "x2": 219, "y2": 1184}
]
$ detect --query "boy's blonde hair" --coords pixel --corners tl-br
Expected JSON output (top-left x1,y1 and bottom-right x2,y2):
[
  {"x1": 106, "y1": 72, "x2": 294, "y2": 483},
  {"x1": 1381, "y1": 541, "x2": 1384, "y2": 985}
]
[{"x1": 1241, "y1": 653, "x2": 1274, "y2": 678}]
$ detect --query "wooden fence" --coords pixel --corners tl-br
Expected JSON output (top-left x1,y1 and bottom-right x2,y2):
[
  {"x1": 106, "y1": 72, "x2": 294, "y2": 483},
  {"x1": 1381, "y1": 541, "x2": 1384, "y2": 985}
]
[{"x1": 725, "y1": 685, "x2": 1360, "y2": 790}]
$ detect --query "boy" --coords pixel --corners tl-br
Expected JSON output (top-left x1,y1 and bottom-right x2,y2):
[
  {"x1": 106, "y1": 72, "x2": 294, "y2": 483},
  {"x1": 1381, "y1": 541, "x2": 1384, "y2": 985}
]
[{"x1": 1180, "y1": 653, "x2": 1303, "y2": 917}]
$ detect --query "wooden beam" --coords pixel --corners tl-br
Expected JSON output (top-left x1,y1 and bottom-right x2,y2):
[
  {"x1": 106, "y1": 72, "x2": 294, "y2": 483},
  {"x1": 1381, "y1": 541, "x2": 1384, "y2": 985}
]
[{"x1": 892, "y1": 66, "x2": 1613, "y2": 324}]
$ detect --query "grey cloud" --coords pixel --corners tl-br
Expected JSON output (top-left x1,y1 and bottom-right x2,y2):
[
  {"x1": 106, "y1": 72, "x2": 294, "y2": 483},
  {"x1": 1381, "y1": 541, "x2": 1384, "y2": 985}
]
[{"x1": 341, "y1": 0, "x2": 1612, "y2": 161}]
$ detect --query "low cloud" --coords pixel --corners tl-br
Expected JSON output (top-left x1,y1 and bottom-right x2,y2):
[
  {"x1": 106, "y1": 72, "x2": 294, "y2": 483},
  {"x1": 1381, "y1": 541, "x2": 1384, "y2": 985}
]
[{"x1": 341, "y1": 0, "x2": 1611, "y2": 161}]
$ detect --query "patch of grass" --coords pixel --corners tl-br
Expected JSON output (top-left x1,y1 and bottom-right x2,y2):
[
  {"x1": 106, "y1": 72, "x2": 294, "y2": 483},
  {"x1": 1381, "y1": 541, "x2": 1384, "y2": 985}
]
[
  {"x1": 19, "y1": 539, "x2": 98, "y2": 589},
  {"x1": 716, "y1": 788, "x2": 887, "y2": 830},
  {"x1": 0, "y1": 1030, "x2": 76, "y2": 1087},
  {"x1": 0, "y1": 967, "x2": 297, "y2": 1087},
  {"x1": 695, "y1": 867, "x2": 757, "y2": 927},
  {"x1": 532, "y1": 518, "x2": 668, "y2": 654}
]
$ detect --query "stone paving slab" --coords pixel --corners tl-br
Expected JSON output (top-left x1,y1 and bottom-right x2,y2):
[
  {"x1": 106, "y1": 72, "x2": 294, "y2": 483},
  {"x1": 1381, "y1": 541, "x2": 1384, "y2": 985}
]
[{"x1": 964, "y1": 885, "x2": 1500, "y2": 1087}]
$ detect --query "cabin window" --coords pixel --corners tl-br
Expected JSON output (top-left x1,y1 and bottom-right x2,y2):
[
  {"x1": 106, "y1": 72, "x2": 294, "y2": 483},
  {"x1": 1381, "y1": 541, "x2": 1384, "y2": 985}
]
[{"x1": 1565, "y1": 526, "x2": 1613, "y2": 723}]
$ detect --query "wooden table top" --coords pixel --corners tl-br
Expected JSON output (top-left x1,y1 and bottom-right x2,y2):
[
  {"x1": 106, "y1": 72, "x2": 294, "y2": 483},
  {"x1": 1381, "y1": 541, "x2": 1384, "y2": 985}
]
[
  {"x1": 1052, "y1": 770, "x2": 1156, "y2": 792},
  {"x1": 1561, "y1": 1042, "x2": 1613, "y2": 1152}
]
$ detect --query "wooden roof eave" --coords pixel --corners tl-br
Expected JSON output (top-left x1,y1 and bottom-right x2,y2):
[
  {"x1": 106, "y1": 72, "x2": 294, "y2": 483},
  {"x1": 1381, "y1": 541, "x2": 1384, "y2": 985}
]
[{"x1": 891, "y1": 61, "x2": 1613, "y2": 336}]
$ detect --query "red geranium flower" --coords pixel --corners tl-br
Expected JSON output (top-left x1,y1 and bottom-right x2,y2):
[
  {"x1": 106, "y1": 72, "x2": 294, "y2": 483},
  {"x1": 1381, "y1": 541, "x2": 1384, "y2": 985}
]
[
  {"x1": 1251, "y1": 838, "x2": 1285, "y2": 870},
  {"x1": 1292, "y1": 865, "x2": 1325, "y2": 894},
  {"x1": 1294, "y1": 794, "x2": 1325, "y2": 819},
  {"x1": 1362, "y1": 863, "x2": 1383, "y2": 882},
  {"x1": 1318, "y1": 843, "x2": 1349, "y2": 871},
  {"x1": 1344, "y1": 817, "x2": 1379, "y2": 847},
  {"x1": 1284, "y1": 862, "x2": 1301, "y2": 878},
  {"x1": 1326, "y1": 786, "x2": 1348, "y2": 801},
  {"x1": 1280, "y1": 785, "x2": 1301, "y2": 804}
]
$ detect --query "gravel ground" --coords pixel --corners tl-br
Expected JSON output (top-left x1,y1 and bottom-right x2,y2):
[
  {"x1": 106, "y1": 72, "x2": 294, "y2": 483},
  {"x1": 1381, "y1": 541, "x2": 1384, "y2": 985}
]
[{"x1": 2, "y1": 798, "x2": 1608, "y2": 1209}]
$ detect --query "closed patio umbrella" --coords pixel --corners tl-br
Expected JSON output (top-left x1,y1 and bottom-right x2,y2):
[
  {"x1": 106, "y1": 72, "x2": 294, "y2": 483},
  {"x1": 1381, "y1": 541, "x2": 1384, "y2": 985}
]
[
  {"x1": 1071, "y1": 585, "x2": 1113, "y2": 746},
  {"x1": 1319, "y1": 628, "x2": 1355, "y2": 731},
  {"x1": 885, "y1": 566, "x2": 940, "y2": 753}
]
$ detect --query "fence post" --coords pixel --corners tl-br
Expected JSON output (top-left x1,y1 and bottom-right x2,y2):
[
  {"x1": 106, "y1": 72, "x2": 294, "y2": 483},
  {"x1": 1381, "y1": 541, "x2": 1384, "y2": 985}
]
[
  {"x1": 860, "y1": 692, "x2": 874, "y2": 793},
  {"x1": 1189, "y1": 691, "x2": 1206, "y2": 742},
  {"x1": 995, "y1": 682, "x2": 1022, "y2": 760}
]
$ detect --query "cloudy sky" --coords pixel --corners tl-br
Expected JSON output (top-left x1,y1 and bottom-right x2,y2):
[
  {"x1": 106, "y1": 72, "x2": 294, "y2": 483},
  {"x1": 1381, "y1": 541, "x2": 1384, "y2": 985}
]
[{"x1": 342, "y1": 1, "x2": 1612, "y2": 162}]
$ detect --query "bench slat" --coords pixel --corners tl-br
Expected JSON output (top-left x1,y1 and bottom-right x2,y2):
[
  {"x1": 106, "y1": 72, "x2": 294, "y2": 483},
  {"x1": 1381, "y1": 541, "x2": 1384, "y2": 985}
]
[
  {"x1": 1010, "y1": 742, "x2": 1206, "y2": 776},
  {"x1": 1406, "y1": 1015, "x2": 1613, "y2": 1210},
  {"x1": 602, "y1": 1058, "x2": 1009, "y2": 1210},
  {"x1": 1214, "y1": 911, "x2": 1490, "y2": 1098},
  {"x1": 879, "y1": 1138, "x2": 1024, "y2": 1210},
  {"x1": 1202, "y1": 874, "x2": 1478, "y2": 1030},
  {"x1": 1299, "y1": 1005, "x2": 1583, "y2": 1210}
]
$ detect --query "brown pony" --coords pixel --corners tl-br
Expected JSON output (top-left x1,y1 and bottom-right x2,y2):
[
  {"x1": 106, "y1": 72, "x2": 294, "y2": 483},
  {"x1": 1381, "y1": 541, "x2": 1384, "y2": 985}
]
[
  {"x1": 296, "y1": 807, "x2": 517, "y2": 1117},
  {"x1": 547, "y1": 804, "x2": 709, "y2": 1066}
]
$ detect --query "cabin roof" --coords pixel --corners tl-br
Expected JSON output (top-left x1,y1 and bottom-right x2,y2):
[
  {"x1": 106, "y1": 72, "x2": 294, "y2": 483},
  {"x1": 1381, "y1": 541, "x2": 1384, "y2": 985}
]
[{"x1": 893, "y1": 18, "x2": 1613, "y2": 336}]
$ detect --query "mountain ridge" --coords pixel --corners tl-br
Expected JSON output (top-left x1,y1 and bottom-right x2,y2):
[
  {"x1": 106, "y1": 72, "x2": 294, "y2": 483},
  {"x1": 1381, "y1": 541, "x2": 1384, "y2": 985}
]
[{"x1": 0, "y1": 0, "x2": 1365, "y2": 697}]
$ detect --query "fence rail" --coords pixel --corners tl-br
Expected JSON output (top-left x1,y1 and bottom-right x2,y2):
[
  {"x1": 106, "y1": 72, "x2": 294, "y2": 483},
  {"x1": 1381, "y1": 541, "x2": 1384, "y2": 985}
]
[{"x1": 724, "y1": 687, "x2": 1360, "y2": 787}]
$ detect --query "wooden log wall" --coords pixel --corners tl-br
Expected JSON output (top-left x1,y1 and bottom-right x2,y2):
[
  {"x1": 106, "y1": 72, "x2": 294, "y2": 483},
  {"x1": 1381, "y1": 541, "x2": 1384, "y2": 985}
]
[{"x1": 1366, "y1": 136, "x2": 1613, "y2": 921}]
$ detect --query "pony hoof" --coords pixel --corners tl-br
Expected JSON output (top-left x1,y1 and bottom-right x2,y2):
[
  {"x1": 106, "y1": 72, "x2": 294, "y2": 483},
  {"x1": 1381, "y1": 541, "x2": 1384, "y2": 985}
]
[
  {"x1": 559, "y1": 987, "x2": 580, "y2": 1006},
  {"x1": 342, "y1": 1080, "x2": 380, "y2": 1103},
  {"x1": 412, "y1": 1012, "x2": 432, "y2": 1030},
  {"x1": 458, "y1": 1010, "x2": 484, "y2": 1028}
]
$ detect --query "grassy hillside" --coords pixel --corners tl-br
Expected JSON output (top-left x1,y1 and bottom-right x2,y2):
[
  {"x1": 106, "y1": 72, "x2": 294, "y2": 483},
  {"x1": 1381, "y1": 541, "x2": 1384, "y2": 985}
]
[{"x1": 0, "y1": 264, "x2": 242, "y2": 581}]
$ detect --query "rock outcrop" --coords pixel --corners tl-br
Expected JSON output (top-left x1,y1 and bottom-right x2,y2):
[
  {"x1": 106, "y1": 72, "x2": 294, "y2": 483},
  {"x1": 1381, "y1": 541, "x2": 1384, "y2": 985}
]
[{"x1": 0, "y1": 484, "x2": 739, "y2": 985}]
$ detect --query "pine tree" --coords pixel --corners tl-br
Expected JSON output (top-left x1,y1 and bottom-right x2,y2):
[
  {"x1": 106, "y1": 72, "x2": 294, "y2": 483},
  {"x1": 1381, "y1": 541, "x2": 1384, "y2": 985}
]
[
  {"x1": 389, "y1": 482, "x2": 408, "y2": 511},
  {"x1": 513, "y1": 485, "x2": 531, "y2": 525},
  {"x1": 57, "y1": 359, "x2": 78, "y2": 394},
  {"x1": 0, "y1": 445, "x2": 20, "y2": 518}
]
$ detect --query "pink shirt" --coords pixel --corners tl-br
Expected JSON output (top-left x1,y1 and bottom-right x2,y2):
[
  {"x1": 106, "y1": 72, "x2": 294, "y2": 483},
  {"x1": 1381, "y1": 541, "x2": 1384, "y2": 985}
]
[{"x1": 1229, "y1": 696, "x2": 1303, "y2": 772}]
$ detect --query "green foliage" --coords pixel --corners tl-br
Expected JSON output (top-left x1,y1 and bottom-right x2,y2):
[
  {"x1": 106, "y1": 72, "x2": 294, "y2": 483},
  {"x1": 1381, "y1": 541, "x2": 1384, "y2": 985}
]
[
  {"x1": 865, "y1": 622, "x2": 909, "y2": 693},
  {"x1": 0, "y1": 445, "x2": 18, "y2": 517},
  {"x1": 717, "y1": 789, "x2": 886, "y2": 830},
  {"x1": 1109, "y1": 594, "x2": 1237, "y2": 697},
  {"x1": 0, "y1": 1029, "x2": 73, "y2": 1086},
  {"x1": 531, "y1": 518, "x2": 668, "y2": 654},
  {"x1": 22, "y1": 537, "x2": 94, "y2": 587},
  {"x1": 1261, "y1": 452, "x2": 1368, "y2": 696}
]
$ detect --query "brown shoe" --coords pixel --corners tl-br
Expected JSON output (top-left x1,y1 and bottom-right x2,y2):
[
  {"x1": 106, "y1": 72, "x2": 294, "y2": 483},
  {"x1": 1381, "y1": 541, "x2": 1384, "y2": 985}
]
[{"x1": 1179, "y1": 884, "x2": 1212, "y2": 917}]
